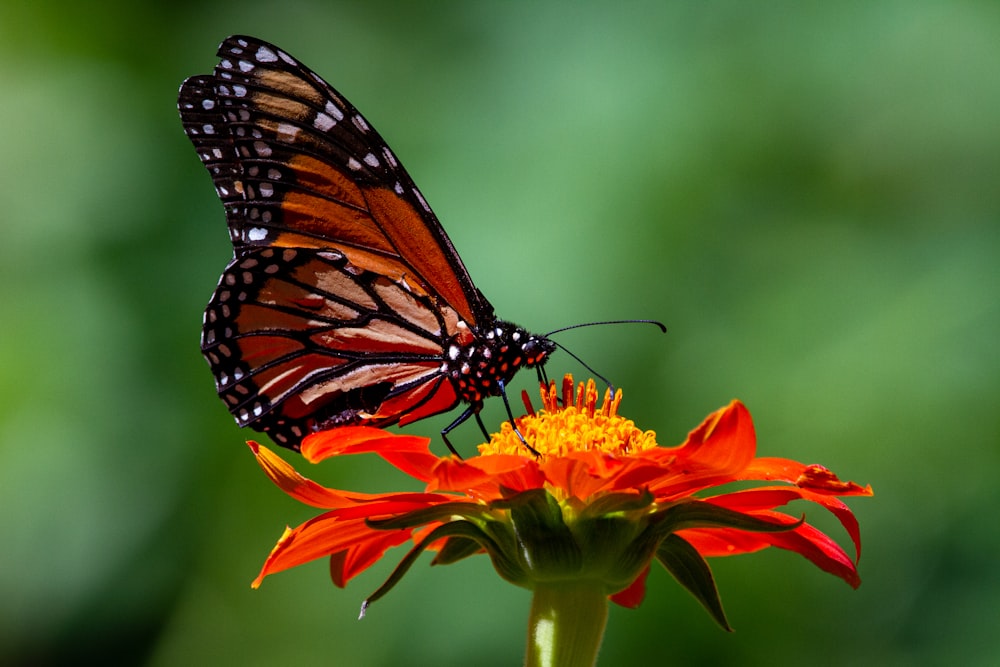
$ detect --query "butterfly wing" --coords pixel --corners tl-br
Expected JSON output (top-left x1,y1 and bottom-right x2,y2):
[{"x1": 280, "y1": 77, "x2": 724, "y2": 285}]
[
  {"x1": 180, "y1": 36, "x2": 495, "y2": 448},
  {"x1": 179, "y1": 35, "x2": 491, "y2": 323},
  {"x1": 201, "y1": 247, "x2": 466, "y2": 447}
]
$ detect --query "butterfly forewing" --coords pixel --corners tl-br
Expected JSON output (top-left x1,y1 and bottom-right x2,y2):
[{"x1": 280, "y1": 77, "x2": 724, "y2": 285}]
[
  {"x1": 181, "y1": 35, "x2": 555, "y2": 450},
  {"x1": 179, "y1": 36, "x2": 487, "y2": 322}
]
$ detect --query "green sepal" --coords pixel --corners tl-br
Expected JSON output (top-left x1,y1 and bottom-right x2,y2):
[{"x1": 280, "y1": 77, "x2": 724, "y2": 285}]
[
  {"x1": 361, "y1": 520, "x2": 495, "y2": 616},
  {"x1": 503, "y1": 489, "x2": 582, "y2": 579},
  {"x1": 651, "y1": 500, "x2": 803, "y2": 536},
  {"x1": 365, "y1": 502, "x2": 485, "y2": 530},
  {"x1": 431, "y1": 535, "x2": 483, "y2": 565},
  {"x1": 569, "y1": 513, "x2": 651, "y2": 590},
  {"x1": 656, "y1": 534, "x2": 731, "y2": 631},
  {"x1": 577, "y1": 489, "x2": 655, "y2": 519}
]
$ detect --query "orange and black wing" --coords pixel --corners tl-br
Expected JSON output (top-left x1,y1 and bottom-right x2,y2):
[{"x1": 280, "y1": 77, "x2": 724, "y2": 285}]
[
  {"x1": 179, "y1": 36, "x2": 495, "y2": 448},
  {"x1": 178, "y1": 35, "x2": 491, "y2": 323},
  {"x1": 200, "y1": 247, "x2": 469, "y2": 448}
]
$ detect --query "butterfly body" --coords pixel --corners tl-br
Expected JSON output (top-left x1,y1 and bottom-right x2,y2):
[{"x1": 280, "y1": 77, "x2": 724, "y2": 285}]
[{"x1": 181, "y1": 36, "x2": 553, "y2": 450}]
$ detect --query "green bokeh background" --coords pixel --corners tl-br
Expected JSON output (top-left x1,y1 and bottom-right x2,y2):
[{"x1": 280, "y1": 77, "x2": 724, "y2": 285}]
[{"x1": 3, "y1": 2, "x2": 997, "y2": 665}]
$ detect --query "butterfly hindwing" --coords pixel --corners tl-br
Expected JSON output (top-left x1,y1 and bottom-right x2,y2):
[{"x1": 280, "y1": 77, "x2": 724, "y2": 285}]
[{"x1": 202, "y1": 246, "x2": 463, "y2": 447}]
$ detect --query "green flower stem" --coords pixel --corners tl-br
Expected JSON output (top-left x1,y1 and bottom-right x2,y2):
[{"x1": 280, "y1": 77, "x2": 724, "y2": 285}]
[{"x1": 525, "y1": 581, "x2": 609, "y2": 667}]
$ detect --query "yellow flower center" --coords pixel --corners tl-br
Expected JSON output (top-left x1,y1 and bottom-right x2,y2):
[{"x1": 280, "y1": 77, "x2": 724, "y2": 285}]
[{"x1": 479, "y1": 376, "x2": 659, "y2": 458}]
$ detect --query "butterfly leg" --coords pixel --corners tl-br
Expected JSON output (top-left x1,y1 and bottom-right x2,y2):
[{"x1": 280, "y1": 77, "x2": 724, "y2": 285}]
[
  {"x1": 474, "y1": 411, "x2": 491, "y2": 443},
  {"x1": 441, "y1": 405, "x2": 476, "y2": 459}
]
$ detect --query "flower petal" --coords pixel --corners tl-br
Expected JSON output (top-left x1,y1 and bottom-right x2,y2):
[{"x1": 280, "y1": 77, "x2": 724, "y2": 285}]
[
  {"x1": 759, "y1": 518, "x2": 862, "y2": 588},
  {"x1": 742, "y1": 458, "x2": 874, "y2": 497},
  {"x1": 252, "y1": 513, "x2": 409, "y2": 588},
  {"x1": 430, "y1": 454, "x2": 545, "y2": 499},
  {"x1": 329, "y1": 530, "x2": 416, "y2": 588},
  {"x1": 676, "y1": 527, "x2": 772, "y2": 557},
  {"x1": 642, "y1": 400, "x2": 758, "y2": 498},
  {"x1": 680, "y1": 510, "x2": 861, "y2": 588},
  {"x1": 249, "y1": 441, "x2": 380, "y2": 508},
  {"x1": 609, "y1": 566, "x2": 649, "y2": 609},
  {"x1": 706, "y1": 487, "x2": 866, "y2": 562},
  {"x1": 251, "y1": 491, "x2": 464, "y2": 586},
  {"x1": 540, "y1": 451, "x2": 628, "y2": 500},
  {"x1": 300, "y1": 426, "x2": 441, "y2": 482}
]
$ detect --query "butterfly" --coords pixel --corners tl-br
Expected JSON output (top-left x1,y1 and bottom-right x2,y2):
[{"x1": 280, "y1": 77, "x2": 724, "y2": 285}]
[{"x1": 178, "y1": 35, "x2": 557, "y2": 453}]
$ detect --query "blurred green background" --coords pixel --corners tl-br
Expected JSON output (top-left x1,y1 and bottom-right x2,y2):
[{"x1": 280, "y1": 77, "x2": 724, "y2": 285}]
[{"x1": 2, "y1": 1, "x2": 997, "y2": 665}]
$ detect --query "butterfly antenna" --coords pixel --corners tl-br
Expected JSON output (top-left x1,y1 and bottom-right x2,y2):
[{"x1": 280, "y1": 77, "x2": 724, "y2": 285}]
[
  {"x1": 544, "y1": 319, "x2": 667, "y2": 337},
  {"x1": 549, "y1": 340, "x2": 615, "y2": 392},
  {"x1": 542, "y1": 318, "x2": 666, "y2": 393}
]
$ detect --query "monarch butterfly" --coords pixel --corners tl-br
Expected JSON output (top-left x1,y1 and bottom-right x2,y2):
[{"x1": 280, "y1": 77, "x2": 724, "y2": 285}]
[{"x1": 179, "y1": 35, "x2": 561, "y2": 453}]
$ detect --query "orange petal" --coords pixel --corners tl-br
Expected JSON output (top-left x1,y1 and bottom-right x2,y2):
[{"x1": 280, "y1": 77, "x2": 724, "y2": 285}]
[
  {"x1": 430, "y1": 454, "x2": 544, "y2": 499},
  {"x1": 253, "y1": 514, "x2": 409, "y2": 587},
  {"x1": 540, "y1": 451, "x2": 626, "y2": 501},
  {"x1": 252, "y1": 496, "x2": 455, "y2": 588},
  {"x1": 249, "y1": 441, "x2": 378, "y2": 508},
  {"x1": 673, "y1": 400, "x2": 756, "y2": 473},
  {"x1": 638, "y1": 401, "x2": 757, "y2": 499},
  {"x1": 301, "y1": 427, "x2": 439, "y2": 481},
  {"x1": 706, "y1": 486, "x2": 865, "y2": 562},
  {"x1": 609, "y1": 566, "x2": 650, "y2": 609}
]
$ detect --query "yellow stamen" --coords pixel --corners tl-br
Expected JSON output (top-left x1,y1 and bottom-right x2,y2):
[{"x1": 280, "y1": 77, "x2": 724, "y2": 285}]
[{"x1": 479, "y1": 376, "x2": 659, "y2": 458}]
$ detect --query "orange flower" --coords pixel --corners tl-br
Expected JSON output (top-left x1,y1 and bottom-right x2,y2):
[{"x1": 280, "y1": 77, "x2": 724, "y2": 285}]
[{"x1": 249, "y1": 376, "x2": 871, "y2": 632}]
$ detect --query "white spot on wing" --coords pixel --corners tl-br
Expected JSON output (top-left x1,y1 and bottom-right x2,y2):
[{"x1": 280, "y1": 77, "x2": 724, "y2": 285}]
[
  {"x1": 276, "y1": 123, "x2": 300, "y2": 141},
  {"x1": 363, "y1": 152, "x2": 380, "y2": 168},
  {"x1": 314, "y1": 112, "x2": 335, "y2": 131},
  {"x1": 256, "y1": 46, "x2": 278, "y2": 62},
  {"x1": 325, "y1": 101, "x2": 344, "y2": 121},
  {"x1": 347, "y1": 157, "x2": 362, "y2": 171}
]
